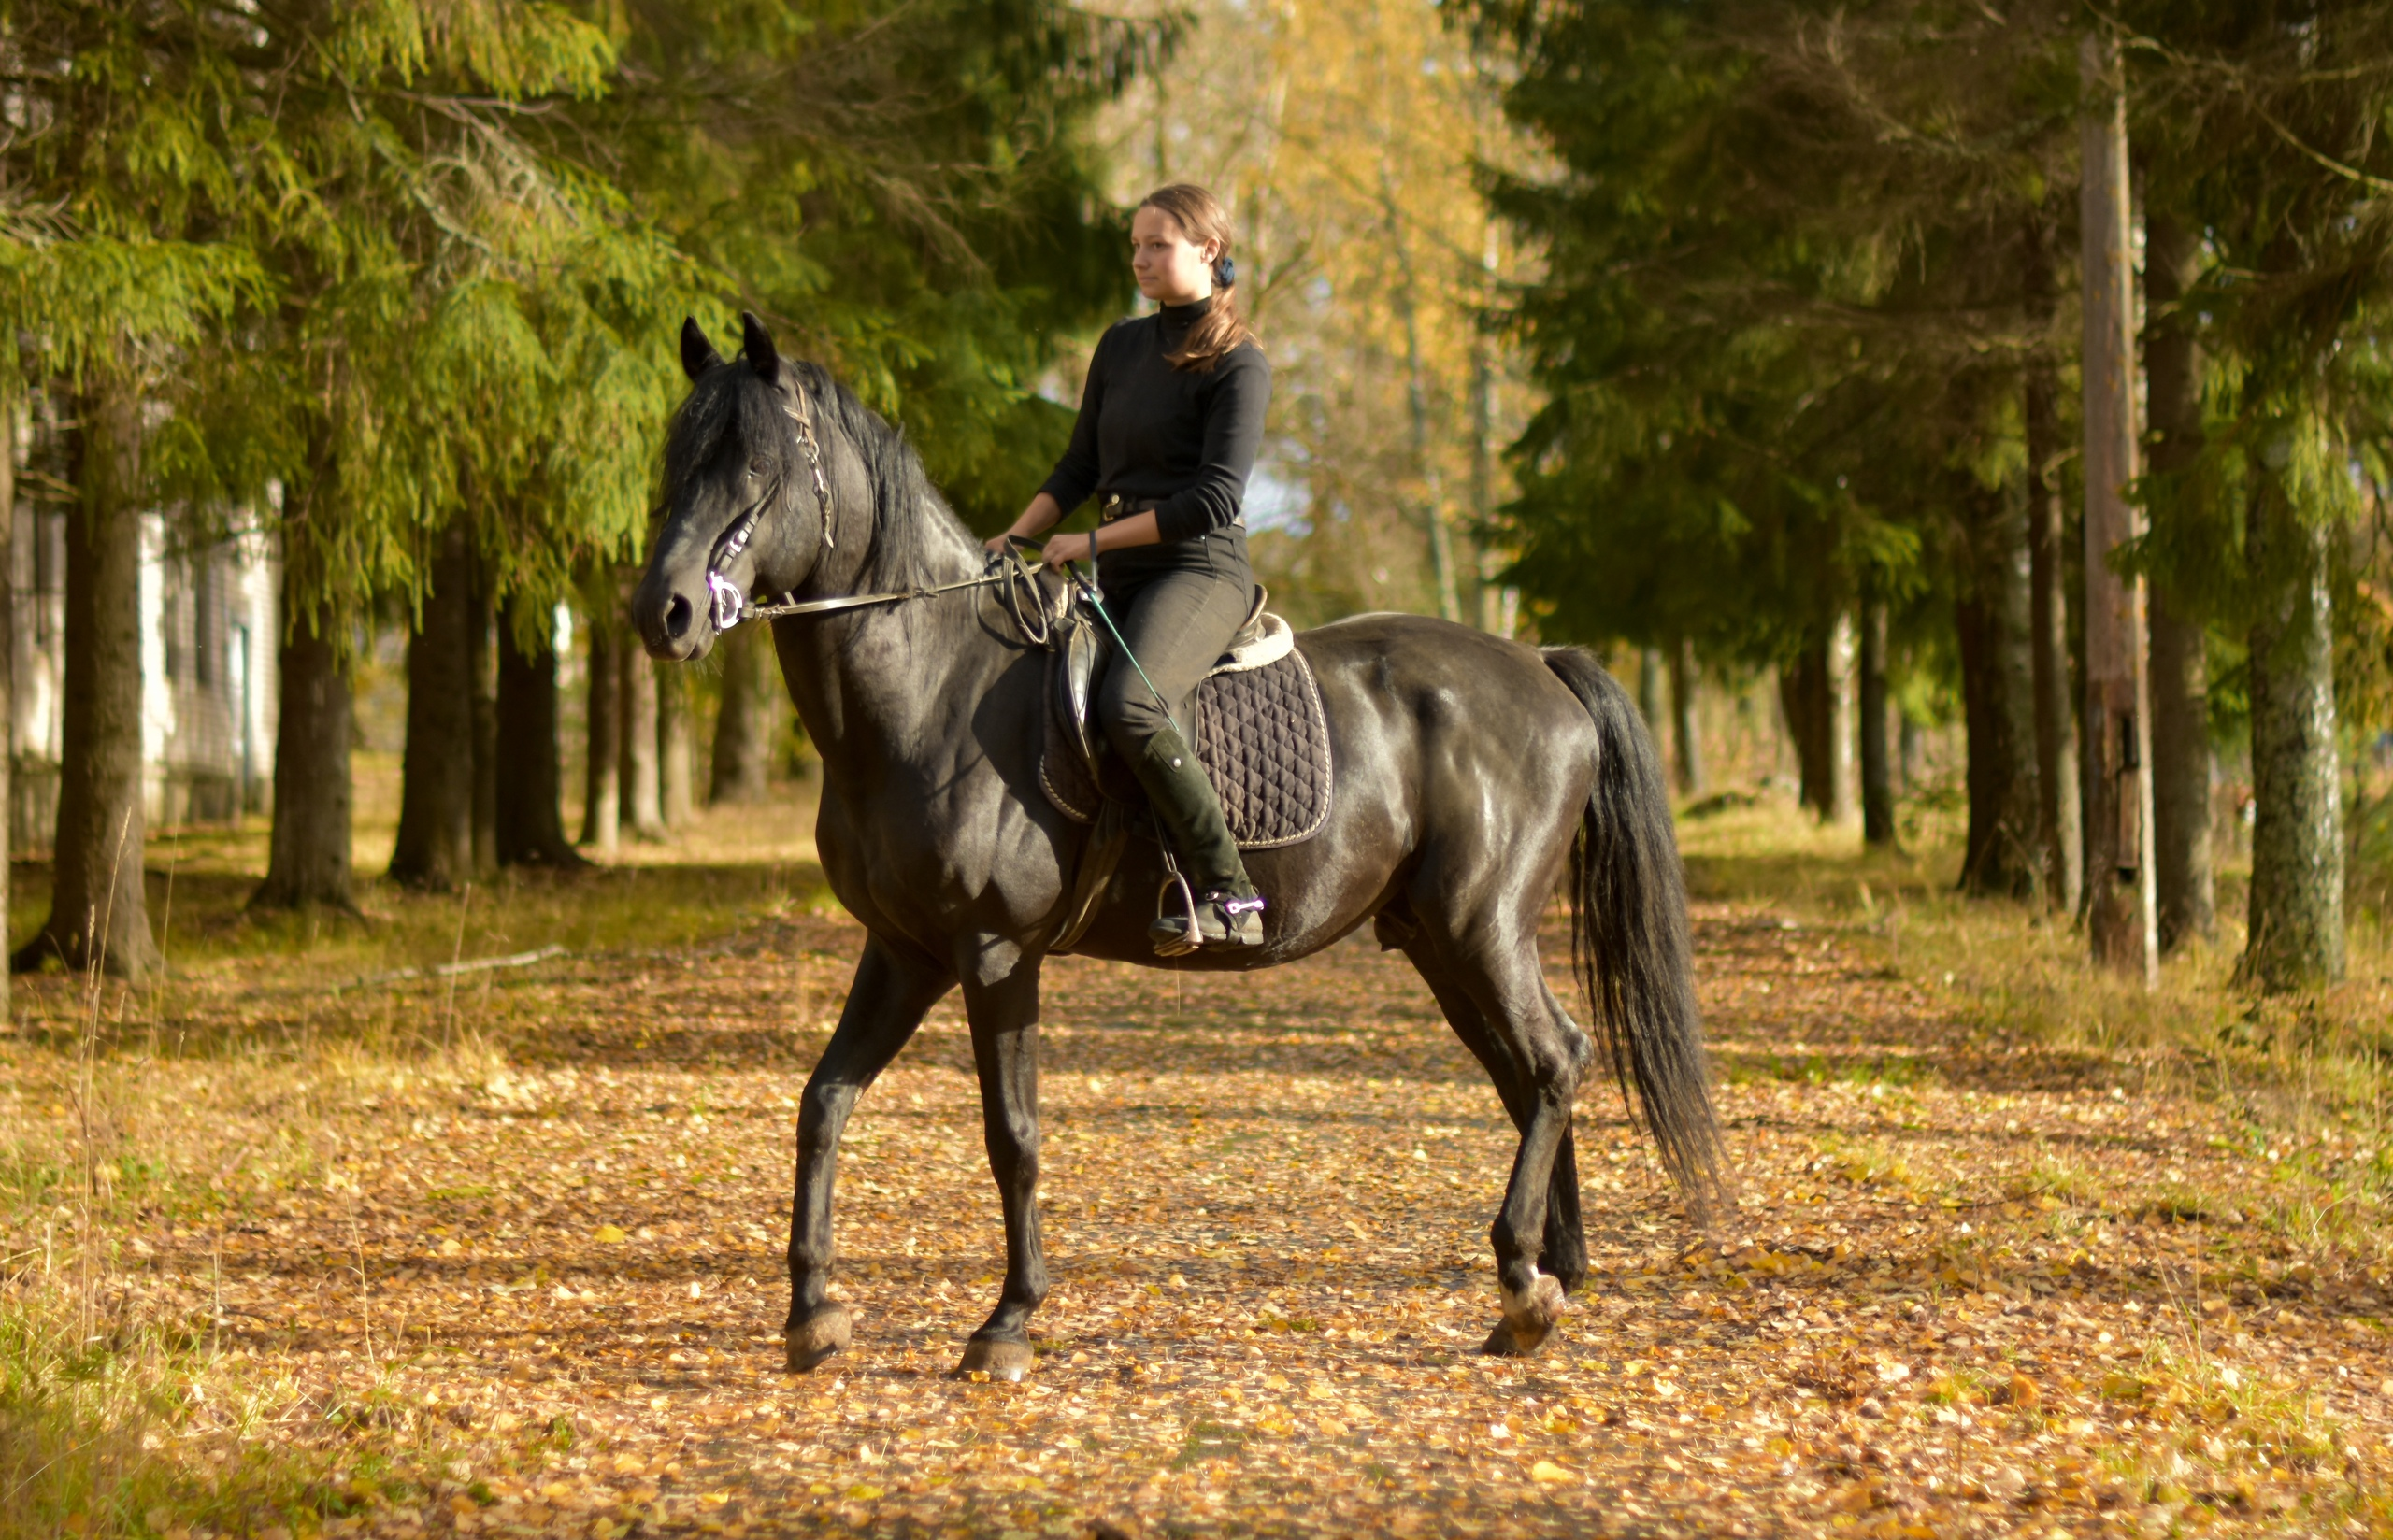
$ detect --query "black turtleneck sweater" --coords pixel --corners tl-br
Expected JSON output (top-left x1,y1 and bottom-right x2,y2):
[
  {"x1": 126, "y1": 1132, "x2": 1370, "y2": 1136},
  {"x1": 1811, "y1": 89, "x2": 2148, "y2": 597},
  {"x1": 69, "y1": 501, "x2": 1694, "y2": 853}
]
[{"x1": 1038, "y1": 296, "x2": 1271, "y2": 585}]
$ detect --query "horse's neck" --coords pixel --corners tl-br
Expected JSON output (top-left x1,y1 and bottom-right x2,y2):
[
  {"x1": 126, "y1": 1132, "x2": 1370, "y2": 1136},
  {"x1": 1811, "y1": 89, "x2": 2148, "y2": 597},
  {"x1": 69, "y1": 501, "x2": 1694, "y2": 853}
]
[{"x1": 776, "y1": 504, "x2": 997, "y2": 779}]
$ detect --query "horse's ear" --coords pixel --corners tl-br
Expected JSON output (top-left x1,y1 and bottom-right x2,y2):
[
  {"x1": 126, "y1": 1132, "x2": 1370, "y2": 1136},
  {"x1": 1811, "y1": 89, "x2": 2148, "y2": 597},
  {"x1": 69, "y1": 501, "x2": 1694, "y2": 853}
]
[
  {"x1": 680, "y1": 318, "x2": 724, "y2": 382},
  {"x1": 740, "y1": 310, "x2": 781, "y2": 387}
]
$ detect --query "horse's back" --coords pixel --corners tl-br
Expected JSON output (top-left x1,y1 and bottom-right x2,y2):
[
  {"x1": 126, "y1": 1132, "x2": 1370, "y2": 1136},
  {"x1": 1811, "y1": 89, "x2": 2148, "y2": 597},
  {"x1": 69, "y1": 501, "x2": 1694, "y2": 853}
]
[{"x1": 1296, "y1": 611, "x2": 1599, "y2": 765}]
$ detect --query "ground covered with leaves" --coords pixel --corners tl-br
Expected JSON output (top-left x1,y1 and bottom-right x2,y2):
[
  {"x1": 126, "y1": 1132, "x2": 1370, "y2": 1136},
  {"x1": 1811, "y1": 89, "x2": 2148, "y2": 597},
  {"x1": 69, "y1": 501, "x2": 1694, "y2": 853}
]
[{"x1": 3, "y1": 795, "x2": 2389, "y2": 1538}]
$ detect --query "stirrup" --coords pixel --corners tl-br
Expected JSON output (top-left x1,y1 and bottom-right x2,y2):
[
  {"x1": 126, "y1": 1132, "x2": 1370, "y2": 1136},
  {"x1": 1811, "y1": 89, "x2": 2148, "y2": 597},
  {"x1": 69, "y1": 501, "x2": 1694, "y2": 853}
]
[
  {"x1": 1149, "y1": 870, "x2": 1203, "y2": 959},
  {"x1": 1148, "y1": 884, "x2": 1266, "y2": 956}
]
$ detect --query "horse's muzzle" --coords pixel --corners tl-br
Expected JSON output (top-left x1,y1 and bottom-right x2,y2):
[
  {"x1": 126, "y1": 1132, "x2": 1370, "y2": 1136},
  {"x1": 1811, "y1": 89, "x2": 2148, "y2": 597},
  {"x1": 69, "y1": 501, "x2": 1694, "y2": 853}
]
[{"x1": 633, "y1": 561, "x2": 715, "y2": 663}]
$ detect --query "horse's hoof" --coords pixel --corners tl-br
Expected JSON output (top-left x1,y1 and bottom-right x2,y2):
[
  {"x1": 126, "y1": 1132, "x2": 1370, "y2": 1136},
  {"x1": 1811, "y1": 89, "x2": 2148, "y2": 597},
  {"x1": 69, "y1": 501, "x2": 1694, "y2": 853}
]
[
  {"x1": 785, "y1": 1305, "x2": 852, "y2": 1373},
  {"x1": 1480, "y1": 1318, "x2": 1532, "y2": 1356},
  {"x1": 1483, "y1": 1272, "x2": 1566, "y2": 1357},
  {"x1": 954, "y1": 1336, "x2": 1035, "y2": 1381}
]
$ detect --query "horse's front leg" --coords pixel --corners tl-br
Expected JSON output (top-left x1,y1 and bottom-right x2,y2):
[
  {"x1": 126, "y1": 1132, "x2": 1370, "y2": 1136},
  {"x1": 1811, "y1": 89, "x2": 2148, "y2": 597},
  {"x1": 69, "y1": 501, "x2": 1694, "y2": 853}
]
[
  {"x1": 953, "y1": 934, "x2": 1047, "y2": 1381},
  {"x1": 786, "y1": 934, "x2": 953, "y2": 1372}
]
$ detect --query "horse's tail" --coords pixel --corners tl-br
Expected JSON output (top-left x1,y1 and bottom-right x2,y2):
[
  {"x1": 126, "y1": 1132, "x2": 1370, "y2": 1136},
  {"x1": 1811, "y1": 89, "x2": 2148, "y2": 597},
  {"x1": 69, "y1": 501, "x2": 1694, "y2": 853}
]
[{"x1": 1540, "y1": 646, "x2": 1726, "y2": 1223}]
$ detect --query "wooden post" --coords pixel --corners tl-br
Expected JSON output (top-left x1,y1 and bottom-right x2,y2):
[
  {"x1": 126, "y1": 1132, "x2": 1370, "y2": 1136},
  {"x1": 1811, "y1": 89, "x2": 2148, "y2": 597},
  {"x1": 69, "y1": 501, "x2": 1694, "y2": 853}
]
[{"x1": 2078, "y1": 33, "x2": 2158, "y2": 984}]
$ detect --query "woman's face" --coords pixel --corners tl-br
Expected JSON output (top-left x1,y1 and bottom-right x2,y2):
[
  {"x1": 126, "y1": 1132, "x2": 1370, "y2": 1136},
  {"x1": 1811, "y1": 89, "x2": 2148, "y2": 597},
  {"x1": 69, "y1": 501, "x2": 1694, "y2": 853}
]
[{"x1": 1131, "y1": 206, "x2": 1218, "y2": 306}]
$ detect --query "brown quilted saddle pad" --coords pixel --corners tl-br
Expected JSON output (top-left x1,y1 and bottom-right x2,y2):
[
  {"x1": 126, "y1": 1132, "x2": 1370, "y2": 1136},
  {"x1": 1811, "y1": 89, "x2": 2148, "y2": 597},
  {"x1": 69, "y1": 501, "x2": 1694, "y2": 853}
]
[{"x1": 1040, "y1": 647, "x2": 1334, "y2": 848}]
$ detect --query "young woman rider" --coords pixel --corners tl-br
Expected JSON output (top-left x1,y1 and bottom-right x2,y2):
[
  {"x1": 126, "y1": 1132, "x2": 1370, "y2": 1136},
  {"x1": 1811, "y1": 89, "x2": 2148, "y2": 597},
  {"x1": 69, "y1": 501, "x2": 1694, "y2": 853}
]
[{"x1": 985, "y1": 184, "x2": 1271, "y2": 955}]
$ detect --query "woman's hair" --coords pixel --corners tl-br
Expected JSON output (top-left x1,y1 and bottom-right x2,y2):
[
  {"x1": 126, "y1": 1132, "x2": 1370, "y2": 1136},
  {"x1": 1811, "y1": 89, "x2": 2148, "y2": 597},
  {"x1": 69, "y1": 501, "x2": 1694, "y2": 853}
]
[{"x1": 1140, "y1": 183, "x2": 1256, "y2": 372}]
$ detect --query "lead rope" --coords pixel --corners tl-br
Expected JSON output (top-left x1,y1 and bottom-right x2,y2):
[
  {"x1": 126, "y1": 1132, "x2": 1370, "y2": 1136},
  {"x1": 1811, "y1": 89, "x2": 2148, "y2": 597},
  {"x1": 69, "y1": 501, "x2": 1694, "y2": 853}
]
[
  {"x1": 1025, "y1": 537, "x2": 1211, "y2": 954},
  {"x1": 1020, "y1": 535, "x2": 1185, "y2": 739}
]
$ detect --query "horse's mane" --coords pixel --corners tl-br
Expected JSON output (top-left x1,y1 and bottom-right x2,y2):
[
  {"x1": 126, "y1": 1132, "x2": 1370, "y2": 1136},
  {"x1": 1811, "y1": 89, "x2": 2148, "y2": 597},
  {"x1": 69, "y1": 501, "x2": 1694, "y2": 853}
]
[{"x1": 663, "y1": 357, "x2": 971, "y2": 594}]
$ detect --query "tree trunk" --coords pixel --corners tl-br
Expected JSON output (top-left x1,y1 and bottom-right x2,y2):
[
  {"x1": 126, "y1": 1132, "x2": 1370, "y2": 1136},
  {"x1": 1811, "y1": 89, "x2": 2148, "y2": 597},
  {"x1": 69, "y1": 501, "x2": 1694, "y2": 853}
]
[
  {"x1": 1778, "y1": 637, "x2": 1833, "y2": 819},
  {"x1": 2143, "y1": 209, "x2": 2215, "y2": 952},
  {"x1": 1668, "y1": 637, "x2": 1704, "y2": 797},
  {"x1": 1382, "y1": 176, "x2": 1462, "y2": 627},
  {"x1": 2241, "y1": 478, "x2": 2343, "y2": 988},
  {"x1": 2149, "y1": 590, "x2": 2212, "y2": 947},
  {"x1": 0, "y1": 390, "x2": 14, "y2": 1020},
  {"x1": 15, "y1": 383, "x2": 157, "y2": 977},
  {"x1": 580, "y1": 614, "x2": 619, "y2": 852},
  {"x1": 250, "y1": 574, "x2": 352, "y2": 910},
  {"x1": 494, "y1": 598, "x2": 586, "y2": 869},
  {"x1": 2079, "y1": 32, "x2": 2157, "y2": 979},
  {"x1": 709, "y1": 623, "x2": 782, "y2": 805},
  {"x1": 387, "y1": 521, "x2": 476, "y2": 889},
  {"x1": 469, "y1": 584, "x2": 496, "y2": 877},
  {"x1": 1637, "y1": 648, "x2": 1666, "y2": 752},
  {"x1": 620, "y1": 645, "x2": 663, "y2": 839},
  {"x1": 2023, "y1": 204, "x2": 2085, "y2": 917},
  {"x1": 1827, "y1": 611, "x2": 1857, "y2": 825},
  {"x1": 2025, "y1": 365, "x2": 2084, "y2": 916},
  {"x1": 1858, "y1": 592, "x2": 1895, "y2": 847},
  {"x1": 1956, "y1": 485, "x2": 2042, "y2": 898},
  {"x1": 659, "y1": 663, "x2": 694, "y2": 829}
]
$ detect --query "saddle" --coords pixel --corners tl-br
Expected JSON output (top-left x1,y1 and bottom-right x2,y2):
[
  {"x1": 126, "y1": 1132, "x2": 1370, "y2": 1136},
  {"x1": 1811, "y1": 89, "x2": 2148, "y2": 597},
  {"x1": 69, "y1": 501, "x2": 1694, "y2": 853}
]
[{"x1": 1038, "y1": 582, "x2": 1334, "y2": 951}]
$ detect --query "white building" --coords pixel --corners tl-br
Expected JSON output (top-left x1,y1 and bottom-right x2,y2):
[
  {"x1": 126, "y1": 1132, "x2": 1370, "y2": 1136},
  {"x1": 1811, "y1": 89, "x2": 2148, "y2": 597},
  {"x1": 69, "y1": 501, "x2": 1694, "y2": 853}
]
[{"x1": 10, "y1": 499, "x2": 279, "y2": 852}]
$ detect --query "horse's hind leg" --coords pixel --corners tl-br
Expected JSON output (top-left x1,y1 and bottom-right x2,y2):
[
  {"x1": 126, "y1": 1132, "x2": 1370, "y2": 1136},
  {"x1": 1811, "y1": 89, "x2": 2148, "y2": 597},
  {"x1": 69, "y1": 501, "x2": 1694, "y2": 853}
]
[
  {"x1": 1411, "y1": 930, "x2": 1591, "y2": 1355},
  {"x1": 953, "y1": 936, "x2": 1049, "y2": 1382},
  {"x1": 1404, "y1": 947, "x2": 1588, "y2": 1291},
  {"x1": 787, "y1": 934, "x2": 953, "y2": 1372}
]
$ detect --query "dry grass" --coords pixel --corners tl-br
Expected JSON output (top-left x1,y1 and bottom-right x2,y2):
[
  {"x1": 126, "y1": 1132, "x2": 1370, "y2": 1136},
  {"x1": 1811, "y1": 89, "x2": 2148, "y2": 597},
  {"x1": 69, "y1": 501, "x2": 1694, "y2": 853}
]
[
  {"x1": 1, "y1": 762, "x2": 826, "y2": 1540},
  {"x1": 1679, "y1": 787, "x2": 2393, "y2": 1139},
  {"x1": 4, "y1": 771, "x2": 2391, "y2": 1536}
]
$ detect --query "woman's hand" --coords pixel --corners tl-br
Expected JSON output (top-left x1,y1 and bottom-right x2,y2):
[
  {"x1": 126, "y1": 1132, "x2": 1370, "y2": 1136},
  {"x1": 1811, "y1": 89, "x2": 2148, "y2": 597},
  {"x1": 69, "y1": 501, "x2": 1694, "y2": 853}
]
[{"x1": 1040, "y1": 531, "x2": 1099, "y2": 572}]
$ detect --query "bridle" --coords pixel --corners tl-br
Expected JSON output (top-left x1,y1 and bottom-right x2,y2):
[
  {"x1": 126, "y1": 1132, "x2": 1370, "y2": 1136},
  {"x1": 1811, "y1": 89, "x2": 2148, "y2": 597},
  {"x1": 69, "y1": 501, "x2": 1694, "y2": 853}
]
[
  {"x1": 698, "y1": 379, "x2": 1051, "y2": 645},
  {"x1": 704, "y1": 384, "x2": 837, "y2": 631}
]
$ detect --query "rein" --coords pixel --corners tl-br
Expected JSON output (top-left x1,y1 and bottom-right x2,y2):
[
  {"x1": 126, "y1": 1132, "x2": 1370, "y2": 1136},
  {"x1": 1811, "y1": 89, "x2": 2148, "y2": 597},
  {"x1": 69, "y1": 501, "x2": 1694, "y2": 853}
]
[
  {"x1": 696, "y1": 381, "x2": 1051, "y2": 644},
  {"x1": 727, "y1": 553, "x2": 1051, "y2": 649},
  {"x1": 740, "y1": 563, "x2": 1027, "y2": 621}
]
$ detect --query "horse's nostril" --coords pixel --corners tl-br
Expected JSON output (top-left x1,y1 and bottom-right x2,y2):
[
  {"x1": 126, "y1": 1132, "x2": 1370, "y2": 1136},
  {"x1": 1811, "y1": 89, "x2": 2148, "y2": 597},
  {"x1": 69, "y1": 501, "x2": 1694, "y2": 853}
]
[{"x1": 664, "y1": 593, "x2": 694, "y2": 639}]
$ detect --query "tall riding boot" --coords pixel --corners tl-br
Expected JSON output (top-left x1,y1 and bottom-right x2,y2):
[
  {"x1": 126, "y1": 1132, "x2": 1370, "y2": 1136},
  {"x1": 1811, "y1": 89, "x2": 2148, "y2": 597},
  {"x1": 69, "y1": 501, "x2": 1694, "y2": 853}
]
[{"x1": 1132, "y1": 726, "x2": 1265, "y2": 955}]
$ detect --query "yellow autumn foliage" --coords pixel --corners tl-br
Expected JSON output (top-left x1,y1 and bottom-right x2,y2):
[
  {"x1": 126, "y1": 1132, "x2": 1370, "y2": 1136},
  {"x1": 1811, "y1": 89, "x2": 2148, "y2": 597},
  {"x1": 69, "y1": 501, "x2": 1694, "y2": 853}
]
[{"x1": 1094, "y1": 0, "x2": 1533, "y2": 630}]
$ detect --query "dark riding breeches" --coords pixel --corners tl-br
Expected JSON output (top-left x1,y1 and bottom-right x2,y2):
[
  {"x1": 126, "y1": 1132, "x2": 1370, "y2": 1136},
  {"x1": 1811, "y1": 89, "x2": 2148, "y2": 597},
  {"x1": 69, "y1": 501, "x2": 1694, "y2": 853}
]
[{"x1": 1093, "y1": 565, "x2": 1254, "y2": 768}]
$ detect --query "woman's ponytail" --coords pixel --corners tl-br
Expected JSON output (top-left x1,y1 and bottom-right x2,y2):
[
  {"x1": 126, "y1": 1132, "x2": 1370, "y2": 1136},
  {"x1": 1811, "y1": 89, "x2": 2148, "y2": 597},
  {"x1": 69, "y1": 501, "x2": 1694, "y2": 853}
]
[{"x1": 1143, "y1": 184, "x2": 1256, "y2": 374}]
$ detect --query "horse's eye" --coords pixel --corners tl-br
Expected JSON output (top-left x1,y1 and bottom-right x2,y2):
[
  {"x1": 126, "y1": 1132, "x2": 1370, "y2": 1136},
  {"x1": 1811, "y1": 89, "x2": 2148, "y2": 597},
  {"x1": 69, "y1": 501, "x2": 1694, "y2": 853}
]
[{"x1": 749, "y1": 457, "x2": 768, "y2": 475}]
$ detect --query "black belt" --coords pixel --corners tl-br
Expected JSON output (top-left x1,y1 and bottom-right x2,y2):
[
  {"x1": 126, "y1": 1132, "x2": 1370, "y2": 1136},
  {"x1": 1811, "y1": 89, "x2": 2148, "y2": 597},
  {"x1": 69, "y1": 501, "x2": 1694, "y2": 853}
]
[{"x1": 1098, "y1": 493, "x2": 1242, "y2": 529}]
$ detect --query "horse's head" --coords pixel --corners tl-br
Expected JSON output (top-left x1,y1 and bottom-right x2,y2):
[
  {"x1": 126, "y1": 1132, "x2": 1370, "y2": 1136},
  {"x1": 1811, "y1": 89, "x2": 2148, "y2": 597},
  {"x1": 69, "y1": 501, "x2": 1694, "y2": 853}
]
[{"x1": 635, "y1": 312, "x2": 835, "y2": 662}]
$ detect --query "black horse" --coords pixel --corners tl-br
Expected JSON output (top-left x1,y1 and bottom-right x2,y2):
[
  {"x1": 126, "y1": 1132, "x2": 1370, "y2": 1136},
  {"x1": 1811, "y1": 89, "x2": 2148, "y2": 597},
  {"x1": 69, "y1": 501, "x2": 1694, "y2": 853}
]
[{"x1": 634, "y1": 314, "x2": 1722, "y2": 1380}]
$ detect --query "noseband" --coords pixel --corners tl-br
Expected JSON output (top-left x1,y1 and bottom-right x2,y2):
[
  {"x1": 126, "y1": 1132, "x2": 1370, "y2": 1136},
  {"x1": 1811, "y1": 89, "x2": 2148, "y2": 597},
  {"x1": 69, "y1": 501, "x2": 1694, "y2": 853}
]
[{"x1": 704, "y1": 383, "x2": 837, "y2": 632}]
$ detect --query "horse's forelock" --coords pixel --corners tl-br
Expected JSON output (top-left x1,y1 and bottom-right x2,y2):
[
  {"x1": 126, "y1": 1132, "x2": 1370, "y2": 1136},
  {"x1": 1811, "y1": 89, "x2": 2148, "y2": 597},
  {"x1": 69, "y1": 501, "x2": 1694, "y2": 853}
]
[{"x1": 663, "y1": 364, "x2": 773, "y2": 493}]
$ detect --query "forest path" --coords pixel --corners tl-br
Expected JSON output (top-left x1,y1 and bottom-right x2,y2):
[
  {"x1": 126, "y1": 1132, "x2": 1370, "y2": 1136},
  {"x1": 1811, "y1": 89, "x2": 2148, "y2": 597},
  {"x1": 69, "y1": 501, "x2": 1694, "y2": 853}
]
[{"x1": 106, "y1": 891, "x2": 2390, "y2": 1538}]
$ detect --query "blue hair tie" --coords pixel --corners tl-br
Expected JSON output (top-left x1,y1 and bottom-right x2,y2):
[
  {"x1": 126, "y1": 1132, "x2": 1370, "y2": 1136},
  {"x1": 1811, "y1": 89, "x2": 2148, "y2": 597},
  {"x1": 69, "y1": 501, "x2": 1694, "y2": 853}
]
[{"x1": 1213, "y1": 257, "x2": 1236, "y2": 289}]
